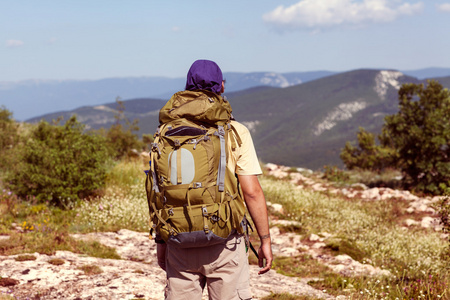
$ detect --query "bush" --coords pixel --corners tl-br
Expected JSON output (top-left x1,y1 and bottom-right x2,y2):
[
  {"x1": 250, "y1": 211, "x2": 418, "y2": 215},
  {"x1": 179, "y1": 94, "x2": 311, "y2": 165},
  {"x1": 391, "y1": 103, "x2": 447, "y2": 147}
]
[
  {"x1": 6, "y1": 116, "x2": 111, "y2": 207},
  {"x1": 340, "y1": 127, "x2": 397, "y2": 171},
  {"x1": 105, "y1": 98, "x2": 144, "y2": 159},
  {"x1": 0, "y1": 106, "x2": 19, "y2": 171}
]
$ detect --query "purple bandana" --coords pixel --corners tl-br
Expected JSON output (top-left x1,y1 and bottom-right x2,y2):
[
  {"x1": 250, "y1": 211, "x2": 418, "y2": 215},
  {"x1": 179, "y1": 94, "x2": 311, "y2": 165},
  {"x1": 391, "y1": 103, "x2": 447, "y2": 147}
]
[{"x1": 185, "y1": 60, "x2": 223, "y2": 94}]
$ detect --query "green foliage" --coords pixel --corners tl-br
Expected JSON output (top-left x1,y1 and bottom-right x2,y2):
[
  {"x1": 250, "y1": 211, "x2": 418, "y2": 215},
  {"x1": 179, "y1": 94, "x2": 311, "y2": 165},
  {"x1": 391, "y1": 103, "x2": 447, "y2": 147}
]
[
  {"x1": 324, "y1": 238, "x2": 367, "y2": 262},
  {"x1": 340, "y1": 127, "x2": 397, "y2": 171},
  {"x1": 6, "y1": 116, "x2": 110, "y2": 207},
  {"x1": 0, "y1": 106, "x2": 20, "y2": 170},
  {"x1": 14, "y1": 254, "x2": 36, "y2": 261},
  {"x1": 260, "y1": 293, "x2": 319, "y2": 300},
  {"x1": 341, "y1": 80, "x2": 450, "y2": 195},
  {"x1": 323, "y1": 165, "x2": 350, "y2": 183},
  {"x1": 78, "y1": 264, "x2": 103, "y2": 275},
  {"x1": 383, "y1": 80, "x2": 450, "y2": 195},
  {"x1": 106, "y1": 98, "x2": 144, "y2": 159},
  {"x1": 437, "y1": 196, "x2": 450, "y2": 251},
  {"x1": 273, "y1": 254, "x2": 332, "y2": 278}
]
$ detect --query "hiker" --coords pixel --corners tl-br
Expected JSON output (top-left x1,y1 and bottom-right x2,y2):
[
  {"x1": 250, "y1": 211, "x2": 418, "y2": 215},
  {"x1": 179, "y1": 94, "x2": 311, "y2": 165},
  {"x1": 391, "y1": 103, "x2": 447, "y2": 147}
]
[{"x1": 147, "y1": 59, "x2": 273, "y2": 300}]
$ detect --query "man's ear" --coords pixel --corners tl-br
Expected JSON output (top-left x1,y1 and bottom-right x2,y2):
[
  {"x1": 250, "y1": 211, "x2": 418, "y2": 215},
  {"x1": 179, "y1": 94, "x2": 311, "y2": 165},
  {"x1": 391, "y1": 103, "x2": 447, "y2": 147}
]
[{"x1": 221, "y1": 81, "x2": 225, "y2": 94}]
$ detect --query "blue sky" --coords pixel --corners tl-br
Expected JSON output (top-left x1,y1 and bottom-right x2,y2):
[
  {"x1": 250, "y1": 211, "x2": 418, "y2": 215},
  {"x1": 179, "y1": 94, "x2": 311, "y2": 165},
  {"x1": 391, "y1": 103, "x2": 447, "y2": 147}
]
[{"x1": 2, "y1": 0, "x2": 450, "y2": 81}]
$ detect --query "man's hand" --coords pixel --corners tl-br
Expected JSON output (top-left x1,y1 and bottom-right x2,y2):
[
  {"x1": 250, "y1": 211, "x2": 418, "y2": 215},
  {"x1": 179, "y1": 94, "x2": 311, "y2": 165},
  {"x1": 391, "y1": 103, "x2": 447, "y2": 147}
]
[
  {"x1": 258, "y1": 239, "x2": 273, "y2": 275},
  {"x1": 157, "y1": 243, "x2": 167, "y2": 271}
]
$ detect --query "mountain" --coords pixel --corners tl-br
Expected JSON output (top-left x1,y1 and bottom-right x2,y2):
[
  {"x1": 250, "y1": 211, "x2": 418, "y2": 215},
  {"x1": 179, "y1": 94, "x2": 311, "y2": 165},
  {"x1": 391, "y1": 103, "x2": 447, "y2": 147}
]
[
  {"x1": 29, "y1": 69, "x2": 436, "y2": 170},
  {"x1": 227, "y1": 69, "x2": 422, "y2": 169},
  {"x1": 1, "y1": 71, "x2": 336, "y2": 121},
  {"x1": 26, "y1": 98, "x2": 167, "y2": 134},
  {"x1": 401, "y1": 67, "x2": 450, "y2": 79}
]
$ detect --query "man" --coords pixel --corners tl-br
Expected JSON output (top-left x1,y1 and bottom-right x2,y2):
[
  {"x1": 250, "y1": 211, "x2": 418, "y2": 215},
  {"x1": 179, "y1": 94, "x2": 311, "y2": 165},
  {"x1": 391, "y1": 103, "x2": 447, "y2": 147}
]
[{"x1": 156, "y1": 59, "x2": 273, "y2": 300}]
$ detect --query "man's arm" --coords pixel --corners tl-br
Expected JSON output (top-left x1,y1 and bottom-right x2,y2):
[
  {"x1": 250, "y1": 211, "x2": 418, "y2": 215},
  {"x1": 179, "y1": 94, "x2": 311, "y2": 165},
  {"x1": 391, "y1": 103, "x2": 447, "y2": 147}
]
[{"x1": 238, "y1": 174, "x2": 273, "y2": 275}]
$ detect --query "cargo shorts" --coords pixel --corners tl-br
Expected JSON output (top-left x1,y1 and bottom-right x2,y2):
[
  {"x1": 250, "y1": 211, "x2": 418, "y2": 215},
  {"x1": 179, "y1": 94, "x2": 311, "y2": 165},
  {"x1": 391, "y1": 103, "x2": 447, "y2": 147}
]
[{"x1": 164, "y1": 233, "x2": 252, "y2": 300}]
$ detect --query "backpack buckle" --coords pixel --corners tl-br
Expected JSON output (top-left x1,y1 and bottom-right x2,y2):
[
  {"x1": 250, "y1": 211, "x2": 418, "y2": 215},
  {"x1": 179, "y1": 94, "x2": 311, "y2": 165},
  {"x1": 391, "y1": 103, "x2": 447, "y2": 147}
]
[
  {"x1": 168, "y1": 208, "x2": 174, "y2": 216},
  {"x1": 193, "y1": 182, "x2": 202, "y2": 189},
  {"x1": 202, "y1": 206, "x2": 208, "y2": 217}
]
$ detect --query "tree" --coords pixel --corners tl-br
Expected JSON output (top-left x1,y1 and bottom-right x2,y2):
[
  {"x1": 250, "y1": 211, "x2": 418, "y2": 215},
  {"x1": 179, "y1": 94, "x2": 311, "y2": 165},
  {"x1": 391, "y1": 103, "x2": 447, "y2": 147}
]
[
  {"x1": 340, "y1": 127, "x2": 397, "y2": 171},
  {"x1": 382, "y1": 80, "x2": 450, "y2": 194},
  {"x1": 341, "y1": 80, "x2": 450, "y2": 195}
]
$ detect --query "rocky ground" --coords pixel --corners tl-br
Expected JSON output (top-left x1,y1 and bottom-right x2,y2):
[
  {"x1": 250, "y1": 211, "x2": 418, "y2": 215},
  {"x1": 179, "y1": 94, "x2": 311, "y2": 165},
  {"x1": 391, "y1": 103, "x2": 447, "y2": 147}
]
[
  {"x1": 0, "y1": 164, "x2": 445, "y2": 300},
  {"x1": 1, "y1": 228, "x2": 335, "y2": 300}
]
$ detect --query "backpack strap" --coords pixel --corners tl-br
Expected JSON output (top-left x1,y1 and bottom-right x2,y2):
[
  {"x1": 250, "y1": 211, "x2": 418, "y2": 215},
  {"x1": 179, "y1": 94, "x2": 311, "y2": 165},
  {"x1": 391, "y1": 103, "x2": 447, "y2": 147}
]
[
  {"x1": 214, "y1": 125, "x2": 227, "y2": 192},
  {"x1": 229, "y1": 123, "x2": 242, "y2": 151}
]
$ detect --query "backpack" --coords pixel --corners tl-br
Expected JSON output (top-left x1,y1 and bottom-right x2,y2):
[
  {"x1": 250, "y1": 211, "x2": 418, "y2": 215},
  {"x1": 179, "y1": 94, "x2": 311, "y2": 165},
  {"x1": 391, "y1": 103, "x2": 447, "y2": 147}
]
[{"x1": 145, "y1": 90, "x2": 248, "y2": 248}]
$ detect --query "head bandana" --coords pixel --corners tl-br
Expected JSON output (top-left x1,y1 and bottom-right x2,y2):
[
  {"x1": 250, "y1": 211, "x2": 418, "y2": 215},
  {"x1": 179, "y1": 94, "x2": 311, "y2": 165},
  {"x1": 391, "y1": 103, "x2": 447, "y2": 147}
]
[{"x1": 185, "y1": 60, "x2": 223, "y2": 94}]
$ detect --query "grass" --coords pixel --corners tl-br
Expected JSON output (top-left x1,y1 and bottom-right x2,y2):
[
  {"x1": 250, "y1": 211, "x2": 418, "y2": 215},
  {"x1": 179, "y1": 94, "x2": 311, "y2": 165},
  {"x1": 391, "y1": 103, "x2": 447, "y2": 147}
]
[
  {"x1": 0, "y1": 192, "x2": 121, "y2": 259},
  {"x1": 78, "y1": 264, "x2": 103, "y2": 275},
  {"x1": 261, "y1": 293, "x2": 321, "y2": 300},
  {"x1": 14, "y1": 254, "x2": 36, "y2": 261},
  {"x1": 48, "y1": 258, "x2": 65, "y2": 265},
  {"x1": 74, "y1": 158, "x2": 149, "y2": 233},
  {"x1": 1, "y1": 158, "x2": 449, "y2": 299},
  {"x1": 260, "y1": 175, "x2": 449, "y2": 299},
  {"x1": 273, "y1": 254, "x2": 333, "y2": 278}
]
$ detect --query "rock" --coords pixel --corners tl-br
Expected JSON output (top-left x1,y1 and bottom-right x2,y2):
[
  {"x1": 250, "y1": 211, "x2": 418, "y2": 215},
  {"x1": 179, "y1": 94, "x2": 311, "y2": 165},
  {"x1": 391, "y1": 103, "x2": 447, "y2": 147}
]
[
  {"x1": 309, "y1": 234, "x2": 322, "y2": 242},
  {"x1": 405, "y1": 219, "x2": 419, "y2": 226},
  {"x1": 265, "y1": 163, "x2": 278, "y2": 171},
  {"x1": 311, "y1": 183, "x2": 327, "y2": 192},
  {"x1": 350, "y1": 183, "x2": 368, "y2": 191},
  {"x1": 0, "y1": 228, "x2": 337, "y2": 300},
  {"x1": 421, "y1": 216, "x2": 437, "y2": 229},
  {"x1": 0, "y1": 278, "x2": 19, "y2": 287},
  {"x1": 270, "y1": 220, "x2": 302, "y2": 227},
  {"x1": 297, "y1": 168, "x2": 313, "y2": 174},
  {"x1": 270, "y1": 203, "x2": 284, "y2": 214},
  {"x1": 312, "y1": 243, "x2": 327, "y2": 249}
]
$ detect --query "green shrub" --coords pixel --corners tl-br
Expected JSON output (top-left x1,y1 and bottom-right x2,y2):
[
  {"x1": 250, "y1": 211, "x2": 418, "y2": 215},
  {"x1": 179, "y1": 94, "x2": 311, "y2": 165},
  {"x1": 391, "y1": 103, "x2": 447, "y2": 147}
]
[
  {"x1": 0, "y1": 106, "x2": 20, "y2": 171},
  {"x1": 6, "y1": 116, "x2": 111, "y2": 207},
  {"x1": 105, "y1": 98, "x2": 144, "y2": 159},
  {"x1": 340, "y1": 127, "x2": 398, "y2": 171},
  {"x1": 323, "y1": 165, "x2": 350, "y2": 183}
]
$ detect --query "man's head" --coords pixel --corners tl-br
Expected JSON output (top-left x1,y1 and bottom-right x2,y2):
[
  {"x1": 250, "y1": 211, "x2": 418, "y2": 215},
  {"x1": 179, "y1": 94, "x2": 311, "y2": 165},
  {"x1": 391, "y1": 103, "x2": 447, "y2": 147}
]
[{"x1": 185, "y1": 60, "x2": 224, "y2": 95}]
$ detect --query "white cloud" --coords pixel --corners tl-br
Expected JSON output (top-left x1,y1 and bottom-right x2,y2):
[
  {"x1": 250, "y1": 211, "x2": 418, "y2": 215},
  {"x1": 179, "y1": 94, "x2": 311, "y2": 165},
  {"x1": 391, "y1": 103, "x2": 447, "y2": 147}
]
[
  {"x1": 172, "y1": 26, "x2": 181, "y2": 32},
  {"x1": 263, "y1": 0, "x2": 423, "y2": 31},
  {"x1": 437, "y1": 3, "x2": 450, "y2": 12},
  {"x1": 6, "y1": 39, "x2": 24, "y2": 48}
]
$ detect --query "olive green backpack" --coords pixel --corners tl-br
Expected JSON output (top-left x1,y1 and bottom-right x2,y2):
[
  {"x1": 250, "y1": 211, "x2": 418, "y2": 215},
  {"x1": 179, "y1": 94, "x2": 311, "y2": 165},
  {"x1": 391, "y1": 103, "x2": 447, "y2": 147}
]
[{"x1": 145, "y1": 90, "x2": 248, "y2": 248}]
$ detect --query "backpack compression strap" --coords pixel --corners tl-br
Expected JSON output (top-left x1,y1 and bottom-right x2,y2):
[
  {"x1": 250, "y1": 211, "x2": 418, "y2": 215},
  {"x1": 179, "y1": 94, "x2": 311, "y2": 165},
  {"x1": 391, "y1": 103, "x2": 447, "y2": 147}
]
[{"x1": 214, "y1": 125, "x2": 226, "y2": 192}]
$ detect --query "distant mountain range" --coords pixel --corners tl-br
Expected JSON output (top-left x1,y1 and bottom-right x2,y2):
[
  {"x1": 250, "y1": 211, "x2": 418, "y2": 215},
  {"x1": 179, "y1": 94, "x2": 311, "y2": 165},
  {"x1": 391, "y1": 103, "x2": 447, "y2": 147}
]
[
  {"x1": 1, "y1": 71, "x2": 335, "y2": 121},
  {"x1": 2, "y1": 67, "x2": 450, "y2": 121},
  {"x1": 24, "y1": 68, "x2": 450, "y2": 170}
]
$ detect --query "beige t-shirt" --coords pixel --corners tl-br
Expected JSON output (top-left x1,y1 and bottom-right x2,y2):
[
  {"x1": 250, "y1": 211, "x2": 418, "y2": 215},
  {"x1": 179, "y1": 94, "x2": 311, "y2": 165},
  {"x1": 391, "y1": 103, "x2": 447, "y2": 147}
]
[{"x1": 227, "y1": 120, "x2": 262, "y2": 176}]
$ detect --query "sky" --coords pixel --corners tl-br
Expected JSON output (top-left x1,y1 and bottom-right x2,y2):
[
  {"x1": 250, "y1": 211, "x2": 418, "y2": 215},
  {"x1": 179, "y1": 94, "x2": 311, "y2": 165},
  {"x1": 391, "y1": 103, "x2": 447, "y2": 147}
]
[{"x1": 2, "y1": 0, "x2": 450, "y2": 82}]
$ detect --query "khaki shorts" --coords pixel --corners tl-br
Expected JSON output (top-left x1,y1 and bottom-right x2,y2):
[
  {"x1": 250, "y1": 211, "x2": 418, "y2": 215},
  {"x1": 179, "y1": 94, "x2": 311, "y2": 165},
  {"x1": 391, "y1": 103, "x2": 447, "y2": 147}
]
[{"x1": 164, "y1": 233, "x2": 252, "y2": 300}]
